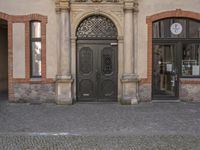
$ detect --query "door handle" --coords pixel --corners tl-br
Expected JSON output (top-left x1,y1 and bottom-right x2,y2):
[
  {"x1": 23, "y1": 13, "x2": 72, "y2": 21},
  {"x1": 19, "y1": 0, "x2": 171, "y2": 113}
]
[{"x1": 171, "y1": 74, "x2": 178, "y2": 87}]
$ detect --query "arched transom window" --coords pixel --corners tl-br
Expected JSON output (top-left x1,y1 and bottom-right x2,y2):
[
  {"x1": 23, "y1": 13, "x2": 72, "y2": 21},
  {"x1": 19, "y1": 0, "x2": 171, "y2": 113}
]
[{"x1": 76, "y1": 15, "x2": 117, "y2": 39}]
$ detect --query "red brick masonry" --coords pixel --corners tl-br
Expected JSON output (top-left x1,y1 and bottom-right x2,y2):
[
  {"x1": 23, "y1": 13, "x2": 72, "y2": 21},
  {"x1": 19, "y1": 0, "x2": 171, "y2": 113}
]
[
  {"x1": 141, "y1": 9, "x2": 200, "y2": 85},
  {"x1": 0, "y1": 12, "x2": 54, "y2": 101}
]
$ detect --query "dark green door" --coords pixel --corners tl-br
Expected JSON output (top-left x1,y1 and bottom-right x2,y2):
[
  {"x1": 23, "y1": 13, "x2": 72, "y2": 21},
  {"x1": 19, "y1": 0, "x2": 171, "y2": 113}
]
[{"x1": 77, "y1": 40, "x2": 118, "y2": 102}]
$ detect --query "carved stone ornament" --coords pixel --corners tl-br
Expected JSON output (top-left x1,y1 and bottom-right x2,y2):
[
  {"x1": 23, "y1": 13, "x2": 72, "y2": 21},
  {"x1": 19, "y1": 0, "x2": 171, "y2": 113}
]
[
  {"x1": 73, "y1": 0, "x2": 120, "y2": 3},
  {"x1": 91, "y1": 0, "x2": 103, "y2": 2},
  {"x1": 124, "y1": 0, "x2": 138, "y2": 11},
  {"x1": 55, "y1": 0, "x2": 70, "y2": 12},
  {"x1": 76, "y1": 15, "x2": 118, "y2": 39}
]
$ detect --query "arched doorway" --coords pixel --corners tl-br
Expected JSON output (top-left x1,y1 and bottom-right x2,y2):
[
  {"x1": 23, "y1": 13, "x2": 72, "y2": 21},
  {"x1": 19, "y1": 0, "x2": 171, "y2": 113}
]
[
  {"x1": 76, "y1": 15, "x2": 118, "y2": 102},
  {"x1": 0, "y1": 19, "x2": 8, "y2": 100}
]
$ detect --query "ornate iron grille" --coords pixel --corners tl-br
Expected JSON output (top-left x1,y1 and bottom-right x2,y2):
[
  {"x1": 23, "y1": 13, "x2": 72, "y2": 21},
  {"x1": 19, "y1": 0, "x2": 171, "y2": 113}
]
[
  {"x1": 102, "y1": 47, "x2": 113, "y2": 74},
  {"x1": 77, "y1": 15, "x2": 117, "y2": 39}
]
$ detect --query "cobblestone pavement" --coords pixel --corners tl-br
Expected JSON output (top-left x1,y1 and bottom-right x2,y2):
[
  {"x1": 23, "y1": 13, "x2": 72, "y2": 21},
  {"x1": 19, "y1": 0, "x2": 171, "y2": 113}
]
[
  {"x1": 0, "y1": 135, "x2": 200, "y2": 150},
  {"x1": 1, "y1": 99, "x2": 200, "y2": 149}
]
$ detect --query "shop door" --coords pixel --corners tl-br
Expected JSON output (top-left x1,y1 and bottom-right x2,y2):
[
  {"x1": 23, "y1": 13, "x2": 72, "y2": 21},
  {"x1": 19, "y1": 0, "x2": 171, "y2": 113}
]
[
  {"x1": 152, "y1": 44, "x2": 179, "y2": 100},
  {"x1": 77, "y1": 40, "x2": 118, "y2": 102}
]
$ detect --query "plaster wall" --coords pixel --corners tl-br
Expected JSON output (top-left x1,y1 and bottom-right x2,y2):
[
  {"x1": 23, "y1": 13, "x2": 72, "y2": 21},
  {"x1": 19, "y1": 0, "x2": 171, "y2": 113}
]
[
  {"x1": 0, "y1": 0, "x2": 58, "y2": 79},
  {"x1": 0, "y1": 26, "x2": 8, "y2": 92},
  {"x1": 13, "y1": 23, "x2": 25, "y2": 78},
  {"x1": 137, "y1": 0, "x2": 200, "y2": 79}
]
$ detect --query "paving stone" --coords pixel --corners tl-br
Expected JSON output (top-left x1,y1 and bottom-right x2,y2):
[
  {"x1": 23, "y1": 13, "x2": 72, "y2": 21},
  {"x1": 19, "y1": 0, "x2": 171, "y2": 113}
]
[
  {"x1": 0, "y1": 99, "x2": 200, "y2": 149},
  {"x1": 0, "y1": 135, "x2": 200, "y2": 150}
]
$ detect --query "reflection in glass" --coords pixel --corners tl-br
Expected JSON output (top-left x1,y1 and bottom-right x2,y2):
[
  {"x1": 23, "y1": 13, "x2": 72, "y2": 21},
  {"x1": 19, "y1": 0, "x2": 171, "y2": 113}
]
[
  {"x1": 31, "y1": 22, "x2": 41, "y2": 38},
  {"x1": 31, "y1": 42, "x2": 42, "y2": 77},
  {"x1": 189, "y1": 20, "x2": 200, "y2": 38},
  {"x1": 153, "y1": 19, "x2": 186, "y2": 38},
  {"x1": 182, "y1": 44, "x2": 200, "y2": 76},
  {"x1": 153, "y1": 45, "x2": 176, "y2": 96}
]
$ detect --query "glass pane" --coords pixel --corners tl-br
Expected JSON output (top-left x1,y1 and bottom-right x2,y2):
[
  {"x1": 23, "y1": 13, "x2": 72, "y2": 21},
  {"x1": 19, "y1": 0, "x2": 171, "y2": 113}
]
[
  {"x1": 153, "y1": 45, "x2": 176, "y2": 97},
  {"x1": 153, "y1": 19, "x2": 186, "y2": 38},
  {"x1": 189, "y1": 20, "x2": 200, "y2": 38},
  {"x1": 31, "y1": 42, "x2": 42, "y2": 77},
  {"x1": 31, "y1": 22, "x2": 41, "y2": 38},
  {"x1": 101, "y1": 47, "x2": 114, "y2": 75},
  {"x1": 182, "y1": 44, "x2": 200, "y2": 76}
]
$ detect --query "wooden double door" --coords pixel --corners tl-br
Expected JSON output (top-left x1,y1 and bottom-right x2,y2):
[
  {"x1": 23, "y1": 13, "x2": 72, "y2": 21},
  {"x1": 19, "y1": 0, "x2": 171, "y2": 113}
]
[{"x1": 77, "y1": 40, "x2": 118, "y2": 102}]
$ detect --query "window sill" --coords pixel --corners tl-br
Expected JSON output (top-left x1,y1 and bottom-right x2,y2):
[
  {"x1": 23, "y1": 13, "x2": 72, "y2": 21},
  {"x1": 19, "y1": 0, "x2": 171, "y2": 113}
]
[
  {"x1": 180, "y1": 78, "x2": 200, "y2": 84},
  {"x1": 30, "y1": 78, "x2": 42, "y2": 82}
]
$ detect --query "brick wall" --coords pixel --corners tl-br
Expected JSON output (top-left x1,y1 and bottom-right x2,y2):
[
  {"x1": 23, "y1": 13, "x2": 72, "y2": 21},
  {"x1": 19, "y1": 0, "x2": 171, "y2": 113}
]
[
  {"x1": 141, "y1": 9, "x2": 200, "y2": 85},
  {"x1": 0, "y1": 12, "x2": 55, "y2": 101}
]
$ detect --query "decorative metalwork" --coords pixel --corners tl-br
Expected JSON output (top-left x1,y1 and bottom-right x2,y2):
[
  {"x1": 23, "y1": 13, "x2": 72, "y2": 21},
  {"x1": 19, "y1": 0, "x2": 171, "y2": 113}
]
[
  {"x1": 102, "y1": 47, "x2": 113, "y2": 74},
  {"x1": 79, "y1": 47, "x2": 93, "y2": 74},
  {"x1": 77, "y1": 15, "x2": 117, "y2": 39}
]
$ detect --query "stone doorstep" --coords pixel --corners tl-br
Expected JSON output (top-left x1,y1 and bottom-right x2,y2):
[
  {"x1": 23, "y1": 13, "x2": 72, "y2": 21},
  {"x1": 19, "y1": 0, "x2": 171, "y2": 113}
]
[{"x1": 152, "y1": 100, "x2": 181, "y2": 103}]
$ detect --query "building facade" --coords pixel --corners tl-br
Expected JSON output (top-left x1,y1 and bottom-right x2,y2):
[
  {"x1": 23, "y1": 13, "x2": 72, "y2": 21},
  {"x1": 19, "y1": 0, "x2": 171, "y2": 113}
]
[{"x1": 0, "y1": 0, "x2": 200, "y2": 104}]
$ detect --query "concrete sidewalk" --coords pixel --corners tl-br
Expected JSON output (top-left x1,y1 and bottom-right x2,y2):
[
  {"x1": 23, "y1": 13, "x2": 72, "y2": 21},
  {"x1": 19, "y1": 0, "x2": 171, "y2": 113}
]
[{"x1": 0, "y1": 100, "x2": 200, "y2": 149}]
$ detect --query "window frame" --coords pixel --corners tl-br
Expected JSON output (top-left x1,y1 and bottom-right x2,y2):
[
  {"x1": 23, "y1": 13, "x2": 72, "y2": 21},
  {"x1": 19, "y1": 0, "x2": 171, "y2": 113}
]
[
  {"x1": 30, "y1": 20, "x2": 42, "y2": 78},
  {"x1": 152, "y1": 18, "x2": 200, "y2": 78}
]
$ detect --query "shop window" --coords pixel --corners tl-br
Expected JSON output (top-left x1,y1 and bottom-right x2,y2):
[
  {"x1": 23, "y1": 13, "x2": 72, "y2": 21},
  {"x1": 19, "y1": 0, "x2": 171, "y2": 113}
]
[
  {"x1": 153, "y1": 19, "x2": 186, "y2": 38},
  {"x1": 30, "y1": 21, "x2": 42, "y2": 78},
  {"x1": 153, "y1": 18, "x2": 200, "y2": 78},
  {"x1": 189, "y1": 20, "x2": 200, "y2": 38},
  {"x1": 182, "y1": 44, "x2": 200, "y2": 76}
]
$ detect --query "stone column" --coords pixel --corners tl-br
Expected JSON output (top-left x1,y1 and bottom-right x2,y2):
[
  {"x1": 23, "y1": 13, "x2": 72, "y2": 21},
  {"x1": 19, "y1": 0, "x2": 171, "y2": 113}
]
[
  {"x1": 55, "y1": 0, "x2": 73, "y2": 105},
  {"x1": 121, "y1": 0, "x2": 139, "y2": 105}
]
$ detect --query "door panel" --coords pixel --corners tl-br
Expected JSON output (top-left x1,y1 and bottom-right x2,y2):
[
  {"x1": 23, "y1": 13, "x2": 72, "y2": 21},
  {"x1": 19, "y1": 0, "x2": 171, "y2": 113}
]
[
  {"x1": 77, "y1": 46, "x2": 97, "y2": 101},
  {"x1": 77, "y1": 41, "x2": 118, "y2": 102},
  {"x1": 152, "y1": 44, "x2": 179, "y2": 99},
  {"x1": 98, "y1": 45, "x2": 117, "y2": 101}
]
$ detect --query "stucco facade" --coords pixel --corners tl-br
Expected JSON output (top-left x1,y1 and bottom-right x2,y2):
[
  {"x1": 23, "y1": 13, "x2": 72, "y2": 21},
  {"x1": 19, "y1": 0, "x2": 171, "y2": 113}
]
[{"x1": 0, "y1": 0, "x2": 200, "y2": 104}]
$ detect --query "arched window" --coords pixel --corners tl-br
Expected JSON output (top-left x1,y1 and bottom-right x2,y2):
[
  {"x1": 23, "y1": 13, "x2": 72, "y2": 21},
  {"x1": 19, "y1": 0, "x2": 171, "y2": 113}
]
[
  {"x1": 30, "y1": 21, "x2": 42, "y2": 78},
  {"x1": 76, "y1": 15, "x2": 117, "y2": 39},
  {"x1": 153, "y1": 18, "x2": 200, "y2": 77}
]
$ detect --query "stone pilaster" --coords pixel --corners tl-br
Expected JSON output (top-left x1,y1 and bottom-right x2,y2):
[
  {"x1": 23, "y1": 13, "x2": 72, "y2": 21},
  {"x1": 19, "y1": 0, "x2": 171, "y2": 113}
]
[
  {"x1": 55, "y1": 0, "x2": 73, "y2": 105},
  {"x1": 121, "y1": 0, "x2": 139, "y2": 105}
]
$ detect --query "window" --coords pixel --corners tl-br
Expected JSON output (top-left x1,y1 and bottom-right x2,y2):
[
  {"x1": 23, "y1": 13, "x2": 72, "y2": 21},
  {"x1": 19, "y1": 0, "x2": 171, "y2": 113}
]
[
  {"x1": 153, "y1": 18, "x2": 200, "y2": 78},
  {"x1": 153, "y1": 18, "x2": 186, "y2": 38},
  {"x1": 30, "y1": 21, "x2": 42, "y2": 77},
  {"x1": 182, "y1": 44, "x2": 200, "y2": 76},
  {"x1": 189, "y1": 20, "x2": 200, "y2": 38}
]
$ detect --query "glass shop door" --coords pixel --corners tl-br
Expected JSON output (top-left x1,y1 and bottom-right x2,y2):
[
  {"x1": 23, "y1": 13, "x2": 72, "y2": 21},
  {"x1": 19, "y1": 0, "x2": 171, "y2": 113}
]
[{"x1": 152, "y1": 44, "x2": 179, "y2": 100}]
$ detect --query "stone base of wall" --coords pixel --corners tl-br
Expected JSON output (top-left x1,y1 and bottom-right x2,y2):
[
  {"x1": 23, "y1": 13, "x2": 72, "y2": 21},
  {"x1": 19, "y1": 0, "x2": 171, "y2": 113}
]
[
  {"x1": 13, "y1": 83, "x2": 56, "y2": 103},
  {"x1": 180, "y1": 83, "x2": 200, "y2": 102},
  {"x1": 12, "y1": 82, "x2": 200, "y2": 103},
  {"x1": 139, "y1": 84, "x2": 151, "y2": 102}
]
